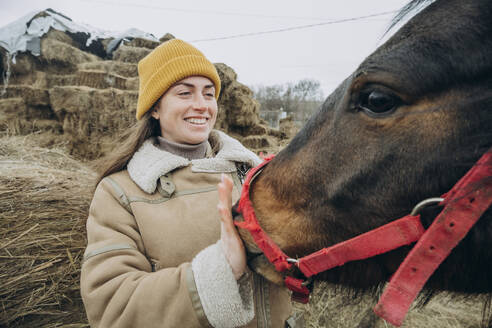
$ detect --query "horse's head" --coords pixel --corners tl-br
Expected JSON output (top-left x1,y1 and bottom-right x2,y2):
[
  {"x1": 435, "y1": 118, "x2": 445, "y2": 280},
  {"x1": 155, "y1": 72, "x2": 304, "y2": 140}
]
[{"x1": 239, "y1": 0, "x2": 492, "y2": 291}]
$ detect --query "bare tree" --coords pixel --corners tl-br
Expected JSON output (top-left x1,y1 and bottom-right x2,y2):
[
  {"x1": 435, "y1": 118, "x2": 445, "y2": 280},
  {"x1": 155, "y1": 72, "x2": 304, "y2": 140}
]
[{"x1": 251, "y1": 79, "x2": 324, "y2": 125}]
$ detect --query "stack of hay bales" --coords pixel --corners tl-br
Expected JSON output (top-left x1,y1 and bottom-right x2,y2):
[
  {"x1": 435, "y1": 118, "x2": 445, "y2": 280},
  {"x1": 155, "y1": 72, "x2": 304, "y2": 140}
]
[{"x1": 0, "y1": 10, "x2": 290, "y2": 160}]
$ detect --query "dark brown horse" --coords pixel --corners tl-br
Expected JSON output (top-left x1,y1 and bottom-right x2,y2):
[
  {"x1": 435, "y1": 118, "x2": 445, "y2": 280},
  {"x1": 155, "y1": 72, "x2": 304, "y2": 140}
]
[{"x1": 238, "y1": 0, "x2": 492, "y2": 325}]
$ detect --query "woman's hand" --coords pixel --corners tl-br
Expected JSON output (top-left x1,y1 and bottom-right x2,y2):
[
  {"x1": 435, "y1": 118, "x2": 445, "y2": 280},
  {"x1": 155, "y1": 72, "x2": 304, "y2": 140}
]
[{"x1": 218, "y1": 174, "x2": 247, "y2": 280}]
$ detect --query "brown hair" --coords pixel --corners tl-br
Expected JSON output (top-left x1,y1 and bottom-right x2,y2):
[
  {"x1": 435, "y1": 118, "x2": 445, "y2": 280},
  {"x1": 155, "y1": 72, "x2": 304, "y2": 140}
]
[{"x1": 95, "y1": 110, "x2": 161, "y2": 186}]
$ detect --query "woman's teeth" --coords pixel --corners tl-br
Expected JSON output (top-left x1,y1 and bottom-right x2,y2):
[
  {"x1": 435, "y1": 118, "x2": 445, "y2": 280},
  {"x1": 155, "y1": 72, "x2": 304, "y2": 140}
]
[{"x1": 185, "y1": 118, "x2": 207, "y2": 124}]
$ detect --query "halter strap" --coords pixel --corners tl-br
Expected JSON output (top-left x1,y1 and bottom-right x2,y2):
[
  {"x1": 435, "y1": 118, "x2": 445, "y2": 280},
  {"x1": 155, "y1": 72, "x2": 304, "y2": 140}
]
[{"x1": 374, "y1": 149, "x2": 492, "y2": 326}]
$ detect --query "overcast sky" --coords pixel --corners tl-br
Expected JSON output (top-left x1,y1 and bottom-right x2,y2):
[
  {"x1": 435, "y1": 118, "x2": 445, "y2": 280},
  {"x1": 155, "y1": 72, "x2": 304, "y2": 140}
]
[{"x1": 0, "y1": 0, "x2": 411, "y2": 97}]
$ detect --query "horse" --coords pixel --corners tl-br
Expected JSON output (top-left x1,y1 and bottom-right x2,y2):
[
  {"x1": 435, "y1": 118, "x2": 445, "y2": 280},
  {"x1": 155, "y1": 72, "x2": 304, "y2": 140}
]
[{"x1": 236, "y1": 0, "x2": 492, "y2": 326}]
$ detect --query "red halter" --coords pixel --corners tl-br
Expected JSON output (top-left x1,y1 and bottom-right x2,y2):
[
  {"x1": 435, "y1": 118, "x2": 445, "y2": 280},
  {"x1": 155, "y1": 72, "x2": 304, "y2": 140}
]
[{"x1": 235, "y1": 149, "x2": 492, "y2": 327}]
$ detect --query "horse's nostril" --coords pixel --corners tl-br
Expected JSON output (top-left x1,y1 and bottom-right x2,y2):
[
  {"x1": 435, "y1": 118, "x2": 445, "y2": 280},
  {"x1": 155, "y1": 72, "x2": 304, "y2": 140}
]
[
  {"x1": 429, "y1": 246, "x2": 435, "y2": 251},
  {"x1": 411, "y1": 267, "x2": 417, "y2": 273}
]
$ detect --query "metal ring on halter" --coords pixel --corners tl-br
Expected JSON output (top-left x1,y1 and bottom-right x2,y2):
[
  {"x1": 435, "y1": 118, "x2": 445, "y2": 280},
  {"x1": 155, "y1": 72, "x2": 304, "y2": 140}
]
[
  {"x1": 286, "y1": 258, "x2": 313, "y2": 286},
  {"x1": 410, "y1": 197, "x2": 445, "y2": 216}
]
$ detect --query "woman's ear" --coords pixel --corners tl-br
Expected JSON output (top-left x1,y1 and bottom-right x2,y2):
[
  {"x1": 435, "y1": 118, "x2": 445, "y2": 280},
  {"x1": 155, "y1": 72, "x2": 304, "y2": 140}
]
[
  {"x1": 150, "y1": 97, "x2": 163, "y2": 120},
  {"x1": 151, "y1": 109, "x2": 159, "y2": 120}
]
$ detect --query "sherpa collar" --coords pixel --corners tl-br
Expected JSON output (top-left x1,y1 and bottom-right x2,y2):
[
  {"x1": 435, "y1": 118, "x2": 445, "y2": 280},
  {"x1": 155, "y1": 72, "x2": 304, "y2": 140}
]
[{"x1": 127, "y1": 130, "x2": 261, "y2": 194}]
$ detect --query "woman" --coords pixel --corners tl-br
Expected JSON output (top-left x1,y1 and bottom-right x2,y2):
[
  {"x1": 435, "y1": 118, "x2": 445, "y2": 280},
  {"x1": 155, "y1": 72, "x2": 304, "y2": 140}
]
[{"x1": 80, "y1": 39, "x2": 294, "y2": 327}]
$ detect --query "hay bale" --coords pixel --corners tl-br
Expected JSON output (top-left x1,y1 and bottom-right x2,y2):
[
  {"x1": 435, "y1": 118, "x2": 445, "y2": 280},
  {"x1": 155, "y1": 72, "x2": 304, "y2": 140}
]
[
  {"x1": 0, "y1": 98, "x2": 26, "y2": 118},
  {"x1": 1, "y1": 52, "x2": 40, "y2": 84},
  {"x1": 126, "y1": 38, "x2": 159, "y2": 50},
  {"x1": 279, "y1": 115, "x2": 299, "y2": 140},
  {"x1": 77, "y1": 61, "x2": 138, "y2": 78},
  {"x1": 0, "y1": 135, "x2": 95, "y2": 327},
  {"x1": 124, "y1": 76, "x2": 139, "y2": 90},
  {"x1": 49, "y1": 86, "x2": 137, "y2": 124},
  {"x1": 241, "y1": 135, "x2": 275, "y2": 149},
  {"x1": 48, "y1": 86, "x2": 137, "y2": 158},
  {"x1": 76, "y1": 70, "x2": 132, "y2": 90},
  {"x1": 41, "y1": 38, "x2": 99, "y2": 70},
  {"x1": 215, "y1": 63, "x2": 260, "y2": 131},
  {"x1": 245, "y1": 124, "x2": 268, "y2": 136},
  {"x1": 222, "y1": 85, "x2": 260, "y2": 128},
  {"x1": 159, "y1": 33, "x2": 175, "y2": 43},
  {"x1": 44, "y1": 28, "x2": 78, "y2": 47},
  {"x1": 2, "y1": 86, "x2": 50, "y2": 107},
  {"x1": 112, "y1": 44, "x2": 151, "y2": 63},
  {"x1": 45, "y1": 74, "x2": 78, "y2": 88},
  {"x1": 0, "y1": 98, "x2": 27, "y2": 134},
  {"x1": 0, "y1": 88, "x2": 62, "y2": 136}
]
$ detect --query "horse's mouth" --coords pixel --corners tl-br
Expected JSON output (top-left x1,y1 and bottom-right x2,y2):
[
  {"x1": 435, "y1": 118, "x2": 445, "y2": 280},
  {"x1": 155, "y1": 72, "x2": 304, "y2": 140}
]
[
  {"x1": 246, "y1": 251, "x2": 285, "y2": 285},
  {"x1": 246, "y1": 247, "x2": 263, "y2": 261}
]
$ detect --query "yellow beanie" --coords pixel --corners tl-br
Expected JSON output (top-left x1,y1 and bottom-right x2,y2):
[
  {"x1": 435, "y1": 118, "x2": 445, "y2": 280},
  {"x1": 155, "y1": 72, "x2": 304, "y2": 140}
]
[{"x1": 136, "y1": 39, "x2": 221, "y2": 120}]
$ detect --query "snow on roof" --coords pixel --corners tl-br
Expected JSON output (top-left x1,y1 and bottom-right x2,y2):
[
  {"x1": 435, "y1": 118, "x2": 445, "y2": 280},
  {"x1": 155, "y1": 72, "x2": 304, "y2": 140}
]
[{"x1": 0, "y1": 8, "x2": 158, "y2": 60}]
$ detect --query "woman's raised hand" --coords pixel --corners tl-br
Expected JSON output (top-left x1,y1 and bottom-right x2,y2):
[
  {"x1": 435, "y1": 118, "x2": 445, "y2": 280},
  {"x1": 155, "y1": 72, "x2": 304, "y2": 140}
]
[{"x1": 217, "y1": 174, "x2": 247, "y2": 280}]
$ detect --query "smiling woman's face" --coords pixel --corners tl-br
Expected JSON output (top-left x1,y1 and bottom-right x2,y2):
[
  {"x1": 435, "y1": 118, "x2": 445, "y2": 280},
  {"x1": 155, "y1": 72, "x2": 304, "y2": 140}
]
[{"x1": 152, "y1": 76, "x2": 218, "y2": 145}]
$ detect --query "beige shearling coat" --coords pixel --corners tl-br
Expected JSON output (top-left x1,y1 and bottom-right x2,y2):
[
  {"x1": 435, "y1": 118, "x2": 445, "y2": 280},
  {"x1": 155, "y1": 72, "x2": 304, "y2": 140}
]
[{"x1": 80, "y1": 130, "x2": 294, "y2": 328}]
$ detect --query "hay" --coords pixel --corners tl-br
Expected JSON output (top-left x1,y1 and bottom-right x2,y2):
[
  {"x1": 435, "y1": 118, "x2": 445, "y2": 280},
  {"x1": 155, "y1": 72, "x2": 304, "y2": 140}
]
[
  {"x1": 279, "y1": 116, "x2": 300, "y2": 140},
  {"x1": 0, "y1": 98, "x2": 26, "y2": 134},
  {"x1": 302, "y1": 281, "x2": 487, "y2": 327},
  {"x1": 41, "y1": 38, "x2": 99, "y2": 69},
  {"x1": 2, "y1": 86, "x2": 50, "y2": 107},
  {"x1": 241, "y1": 135, "x2": 276, "y2": 150},
  {"x1": 76, "y1": 70, "x2": 132, "y2": 90},
  {"x1": 0, "y1": 135, "x2": 95, "y2": 327},
  {"x1": 215, "y1": 63, "x2": 260, "y2": 130},
  {"x1": 48, "y1": 85, "x2": 138, "y2": 159},
  {"x1": 125, "y1": 38, "x2": 159, "y2": 50},
  {"x1": 112, "y1": 44, "x2": 151, "y2": 63},
  {"x1": 77, "y1": 62, "x2": 138, "y2": 78}
]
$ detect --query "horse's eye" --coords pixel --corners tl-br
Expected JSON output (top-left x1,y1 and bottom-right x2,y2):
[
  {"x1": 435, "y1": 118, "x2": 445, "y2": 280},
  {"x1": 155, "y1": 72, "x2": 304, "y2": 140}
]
[{"x1": 359, "y1": 90, "x2": 399, "y2": 117}]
